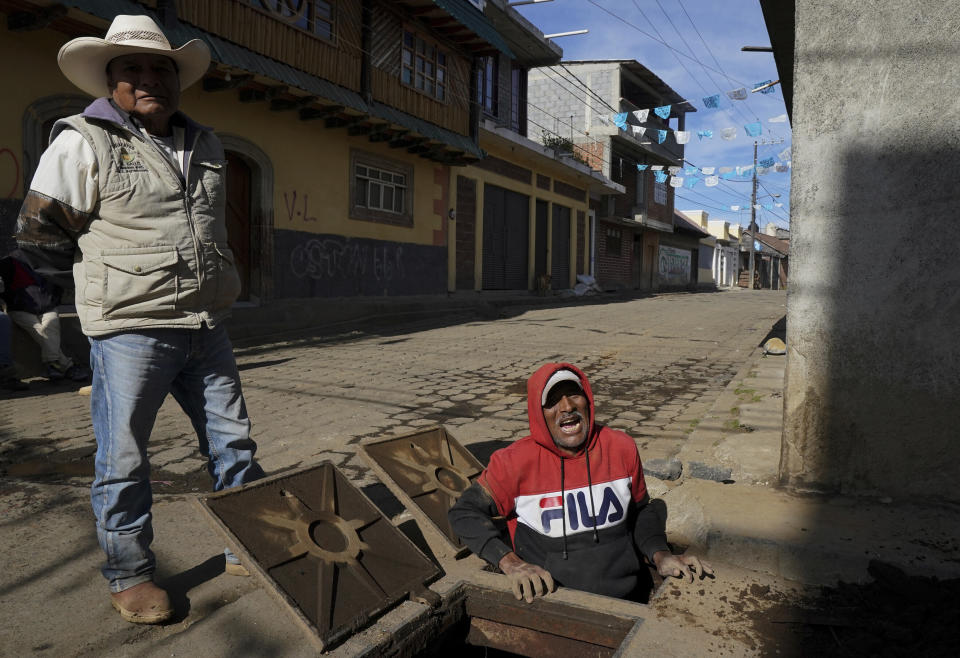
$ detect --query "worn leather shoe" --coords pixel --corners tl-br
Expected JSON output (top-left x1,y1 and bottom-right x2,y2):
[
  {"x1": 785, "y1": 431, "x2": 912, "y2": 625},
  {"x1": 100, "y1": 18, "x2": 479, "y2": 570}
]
[
  {"x1": 224, "y1": 561, "x2": 250, "y2": 577},
  {"x1": 110, "y1": 582, "x2": 173, "y2": 624}
]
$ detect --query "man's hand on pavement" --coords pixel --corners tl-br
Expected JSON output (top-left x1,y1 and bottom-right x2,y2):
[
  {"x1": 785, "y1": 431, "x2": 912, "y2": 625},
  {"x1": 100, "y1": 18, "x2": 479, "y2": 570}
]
[
  {"x1": 653, "y1": 551, "x2": 715, "y2": 583},
  {"x1": 498, "y1": 552, "x2": 555, "y2": 603}
]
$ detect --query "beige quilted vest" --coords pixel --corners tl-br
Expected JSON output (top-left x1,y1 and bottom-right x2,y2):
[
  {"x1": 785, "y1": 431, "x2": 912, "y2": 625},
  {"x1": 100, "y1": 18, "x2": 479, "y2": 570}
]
[{"x1": 59, "y1": 112, "x2": 240, "y2": 336}]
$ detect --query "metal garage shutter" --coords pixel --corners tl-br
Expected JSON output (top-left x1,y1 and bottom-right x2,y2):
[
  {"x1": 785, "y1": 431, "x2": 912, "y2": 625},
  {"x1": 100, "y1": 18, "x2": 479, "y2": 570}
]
[{"x1": 482, "y1": 184, "x2": 529, "y2": 290}]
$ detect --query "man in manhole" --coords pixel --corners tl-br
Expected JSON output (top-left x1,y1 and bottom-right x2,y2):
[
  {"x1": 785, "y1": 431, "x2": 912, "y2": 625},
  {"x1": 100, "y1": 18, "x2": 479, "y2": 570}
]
[
  {"x1": 15, "y1": 15, "x2": 264, "y2": 624},
  {"x1": 450, "y1": 362, "x2": 712, "y2": 602}
]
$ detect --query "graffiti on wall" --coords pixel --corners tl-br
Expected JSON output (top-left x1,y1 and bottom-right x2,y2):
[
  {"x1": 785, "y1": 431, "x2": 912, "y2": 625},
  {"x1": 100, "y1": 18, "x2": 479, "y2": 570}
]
[
  {"x1": 290, "y1": 237, "x2": 406, "y2": 282},
  {"x1": 277, "y1": 228, "x2": 446, "y2": 298},
  {"x1": 282, "y1": 190, "x2": 319, "y2": 223},
  {"x1": 659, "y1": 245, "x2": 691, "y2": 285}
]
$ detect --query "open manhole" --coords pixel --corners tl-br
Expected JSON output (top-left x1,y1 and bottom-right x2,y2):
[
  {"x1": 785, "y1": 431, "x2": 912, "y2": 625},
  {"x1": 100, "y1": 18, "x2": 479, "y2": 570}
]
[
  {"x1": 358, "y1": 426, "x2": 484, "y2": 559},
  {"x1": 417, "y1": 584, "x2": 642, "y2": 657},
  {"x1": 197, "y1": 462, "x2": 441, "y2": 650}
]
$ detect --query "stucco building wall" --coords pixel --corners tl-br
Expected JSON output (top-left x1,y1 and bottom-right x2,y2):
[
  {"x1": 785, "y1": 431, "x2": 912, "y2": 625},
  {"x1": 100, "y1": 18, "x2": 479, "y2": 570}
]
[{"x1": 782, "y1": 0, "x2": 960, "y2": 502}]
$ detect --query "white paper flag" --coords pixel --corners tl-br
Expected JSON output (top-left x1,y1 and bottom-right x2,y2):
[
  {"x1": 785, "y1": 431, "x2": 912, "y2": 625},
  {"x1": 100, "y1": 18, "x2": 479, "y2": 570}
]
[
  {"x1": 769, "y1": 114, "x2": 788, "y2": 123},
  {"x1": 775, "y1": 202, "x2": 784, "y2": 208},
  {"x1": 669, "y1": 176, "x2": 684, "y2": 188},
  {"x1": 597, "y1": 114, "x2": 611, "y2": 125},
  {"x1": 651, "y1": 165, "x2": 663, "y2": 171},
  {"x1": 668, "y1": 166, "x2": 681, "y2": 175},
  {"x1": 704, "y1": 176, "x2": 719, "y2": 187},
  {"x1": 753, "y1": 204, "x2": 763, "y2": 210},
  {"x1": 632, "y1": 109, "x2": 649, "y2": 122},
  {"x1": 674, "y1": 131, "x2": 690, "y2": 144},
  {"x1": 730, "y1": 205, "x2": 741, "y2": 211},
  {"x1": 718, "y1": 166, "x2": 733, "y2": 174},
  {"x1": 778, "y1": 147, "x2": 792, "y2": 161},
  {"x1": 701, "y1": 167, "x2": 715, "y2": 175},
  {"x1": 727, "y1": 87, "x2": 748, "y2": 100},
  {"x1": 721, "y1": 127, "x2": 737, "y2": 140}
]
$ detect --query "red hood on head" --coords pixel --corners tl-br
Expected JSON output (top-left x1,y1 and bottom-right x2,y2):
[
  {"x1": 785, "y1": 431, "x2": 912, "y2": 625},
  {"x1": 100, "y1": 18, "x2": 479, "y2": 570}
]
[{"x1": 526, "y1": 362, "x2": 597, "y2": 457}]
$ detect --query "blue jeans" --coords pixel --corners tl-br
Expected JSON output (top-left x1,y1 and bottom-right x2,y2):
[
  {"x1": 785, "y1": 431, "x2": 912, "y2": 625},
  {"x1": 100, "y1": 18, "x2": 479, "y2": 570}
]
[{"x1": 89, "y1": 325, "x2": 264, "y2": 592}]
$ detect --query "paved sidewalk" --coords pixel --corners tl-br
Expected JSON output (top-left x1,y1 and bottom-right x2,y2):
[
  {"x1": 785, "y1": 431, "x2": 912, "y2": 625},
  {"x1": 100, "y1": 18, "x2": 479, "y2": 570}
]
[{"x1": 0, "y1": 288, "x2": 822, "y2": 656}]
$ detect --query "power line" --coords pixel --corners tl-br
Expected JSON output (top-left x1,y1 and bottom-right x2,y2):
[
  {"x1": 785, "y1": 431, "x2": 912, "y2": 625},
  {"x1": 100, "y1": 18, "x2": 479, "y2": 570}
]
[{"x1": 631, "y1": 0, "x2": 711, "y2": 98}]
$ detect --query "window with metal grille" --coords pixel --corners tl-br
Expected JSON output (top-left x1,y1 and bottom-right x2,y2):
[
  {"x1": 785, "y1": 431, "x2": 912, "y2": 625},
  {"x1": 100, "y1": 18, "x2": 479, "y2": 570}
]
[
  {"x1": 245, "y1": 0, "x2": 334, "y2": 41},
  {"x1": 606, "y1": 227, "x2": 622, "y2": 255},
  {"x1": 402, "y1": 30, "x2": 446, "y2": 101},
  {"x1": 350, "y1": 150, "x2": 413, "y2": 226},
  {"x1": 653, "y1": 179, "x2": 668, "y2": 205}
]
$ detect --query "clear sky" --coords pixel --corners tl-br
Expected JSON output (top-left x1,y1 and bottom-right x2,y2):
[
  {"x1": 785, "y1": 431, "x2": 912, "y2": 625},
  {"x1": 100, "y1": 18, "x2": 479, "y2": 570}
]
[{"x1": 514, "y1": 0, "x2": 791, "y2": 230}]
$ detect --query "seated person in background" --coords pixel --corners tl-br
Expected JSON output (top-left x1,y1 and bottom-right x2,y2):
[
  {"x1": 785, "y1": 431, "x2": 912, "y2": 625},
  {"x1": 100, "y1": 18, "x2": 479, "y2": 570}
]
[
  {"x1": 449, "y1": 362, "x2": 713, "y2": 603},
  {"x1": 0, "y1": 254, "x2": 90, "y2": 382}
]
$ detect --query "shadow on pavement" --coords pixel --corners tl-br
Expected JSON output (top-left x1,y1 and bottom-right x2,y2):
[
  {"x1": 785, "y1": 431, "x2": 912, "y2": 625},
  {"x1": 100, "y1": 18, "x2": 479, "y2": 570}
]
[{"x1": 160, "y1": 554, "x2": 228, "y2": 622}]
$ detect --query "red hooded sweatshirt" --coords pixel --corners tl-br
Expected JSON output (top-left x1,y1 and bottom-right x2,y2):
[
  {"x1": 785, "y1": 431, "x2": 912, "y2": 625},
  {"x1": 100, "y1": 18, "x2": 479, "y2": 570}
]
[{"x1": 449, "y1": 362, "x2": 669, "y2": 599}]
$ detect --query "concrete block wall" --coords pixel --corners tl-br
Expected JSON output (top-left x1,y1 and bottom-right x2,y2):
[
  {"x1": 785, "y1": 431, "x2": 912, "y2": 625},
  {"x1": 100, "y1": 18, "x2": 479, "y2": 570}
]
[{"x1": 527, "y1": 63, "x2": 617, "y2": 151}]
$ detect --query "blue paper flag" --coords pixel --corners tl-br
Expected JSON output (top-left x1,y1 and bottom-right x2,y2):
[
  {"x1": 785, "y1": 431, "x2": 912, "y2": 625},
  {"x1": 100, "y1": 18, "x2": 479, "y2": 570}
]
[
  {"x1": 754, "y1": 80, "x2": 776, "y2": 94},
  {"x1": 763, "y1": 203, "x2": 774, "y2": 210},
  {"x1": 636, "y1": 164, "x2": 648, "y2": 171},
  {"x1": 654, "y1": 105, "x2": 672, "y2": 120},
  {"x1": 656, "y1": 129, "x2": 668, "y2": 144},
  {"x1": 684, "y1": 177, "x2": 700, "y2": 189},
  {"x1": 702, "y1": 94, "x2": 720, "y2": 109},
  {"x1": 744, "y1": 122, "x2": 762, "y2": 137},
  {"x1": 685, "y1": 166, "x2": 698, "y2": 175},
  {"x1": 758, "y1": 157, "x2": 776, "y2": 168},
  {"x1": 614, "y1": 112, "x2": 628, "y2": 128},
  {"x1": 654, "y1": 170, "x2": 668, "y2": 183},
  {"x1": 721, "y1": 172, "x2": 736, "y2": 180},
  {"x1": 697, "y1": 129, "x2": 713, "y2": 141}
]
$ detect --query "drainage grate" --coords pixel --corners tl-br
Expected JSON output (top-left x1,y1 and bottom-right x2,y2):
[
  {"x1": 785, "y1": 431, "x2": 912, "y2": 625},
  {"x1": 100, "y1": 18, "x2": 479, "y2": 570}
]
[
  {"x1": 197, "y1": 462, "x2": 441, "y2": 650},
  {"x1": 359, "y1": 426, "x2": 484, "y2": 559}
]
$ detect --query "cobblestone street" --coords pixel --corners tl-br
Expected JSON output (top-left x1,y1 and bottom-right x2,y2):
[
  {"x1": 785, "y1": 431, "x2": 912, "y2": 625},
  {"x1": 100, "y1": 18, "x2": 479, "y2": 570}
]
[
  {"x1": 1, "y1": 289, "x2": 786, "y2": 494},
  {"x1": 0, "y1": 289, "x2": 807, "y2": 656}
]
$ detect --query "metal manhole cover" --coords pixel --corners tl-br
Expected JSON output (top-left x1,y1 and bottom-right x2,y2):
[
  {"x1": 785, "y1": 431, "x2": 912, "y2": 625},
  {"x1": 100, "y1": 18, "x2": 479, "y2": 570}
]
[
  {"x1": 197, "y1": 462, "x2": 441, "y2": 650},
  {"x1": 358, "y1": 426, "x2": 484, "y2": 559}
]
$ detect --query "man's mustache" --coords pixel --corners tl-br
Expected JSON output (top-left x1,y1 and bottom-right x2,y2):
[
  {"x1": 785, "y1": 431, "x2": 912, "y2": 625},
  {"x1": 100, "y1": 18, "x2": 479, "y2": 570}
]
[{"x1": 558, "y1": 411, "x2": 583, "y2": 424}]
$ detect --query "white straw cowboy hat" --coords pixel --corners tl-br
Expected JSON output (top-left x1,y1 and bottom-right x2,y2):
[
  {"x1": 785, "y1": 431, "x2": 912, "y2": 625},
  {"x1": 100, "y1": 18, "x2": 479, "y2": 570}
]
[{"x1": 58, "y1": 14, "x2": 210, "y2": 98}]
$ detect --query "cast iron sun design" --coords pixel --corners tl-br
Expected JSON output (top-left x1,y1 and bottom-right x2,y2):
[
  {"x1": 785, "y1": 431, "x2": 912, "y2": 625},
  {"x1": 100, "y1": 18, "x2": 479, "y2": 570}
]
[
  {"x1": 200, "y1": 463, "x2": 440, "y2": 647},
  {"x1": 359, "y1": 427, "x2": 485, "y2": 552}
]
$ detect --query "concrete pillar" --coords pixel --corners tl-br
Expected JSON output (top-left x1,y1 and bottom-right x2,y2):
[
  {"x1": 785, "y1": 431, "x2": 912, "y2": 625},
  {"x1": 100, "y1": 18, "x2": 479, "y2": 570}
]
[
  {"x1": 527, "y1": 194, "x2": 537, "y2": 289},
  {"x1": 473, "y1": 181, "x2": 484, "y2": 291},
  {"x1": 782, "y1": 0, "x2": 960, "y2": 503}
]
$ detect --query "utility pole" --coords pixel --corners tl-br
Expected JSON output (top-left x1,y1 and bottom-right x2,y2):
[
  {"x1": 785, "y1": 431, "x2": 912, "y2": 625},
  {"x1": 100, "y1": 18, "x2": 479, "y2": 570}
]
[{"x1": 748, "y1": 141, "x2": 758, "y2": 290}]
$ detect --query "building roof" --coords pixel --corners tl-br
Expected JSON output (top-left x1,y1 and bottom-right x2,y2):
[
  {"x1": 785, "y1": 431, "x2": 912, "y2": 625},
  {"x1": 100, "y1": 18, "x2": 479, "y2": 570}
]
[
  {"x1": 563, "y1": 60, "x2": 693, "y2": 112},
  {"x1": 673, "y1": 211, "x2": 710, "y2": 237},
  {"x1": 742, "y1": 230, "x2": 789, "y2": 257},
  {"x1": 759, "y1": 0, "x2": 794, "y2": 121},
  {"x1": 58, "y1": 0, "x2": 483, "y2": 159},
  {"x1": 430, "y1": 0, "x2": 515, "y2": 58},
  {"x1": 755, "y1": 231, "x2": 790, "y2": 254},
  {"x1": 483, "y1": 0, "x2": 562, "y2": 66}
]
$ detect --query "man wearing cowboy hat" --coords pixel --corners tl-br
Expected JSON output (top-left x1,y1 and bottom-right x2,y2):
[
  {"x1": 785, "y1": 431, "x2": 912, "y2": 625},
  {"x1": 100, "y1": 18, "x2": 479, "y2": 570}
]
[{"x1": 16, "y1": 14, "x2": 264, "y2": 624}]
